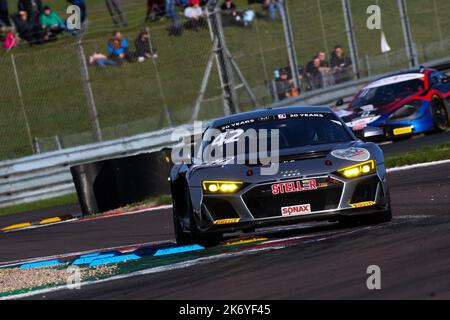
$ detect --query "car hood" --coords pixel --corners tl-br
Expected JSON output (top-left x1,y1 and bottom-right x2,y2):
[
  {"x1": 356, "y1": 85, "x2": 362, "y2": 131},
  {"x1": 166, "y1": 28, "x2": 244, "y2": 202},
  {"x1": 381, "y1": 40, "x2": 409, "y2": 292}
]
[{"x1": 187, "y1": 141, "x2": 383, "y2": 187}]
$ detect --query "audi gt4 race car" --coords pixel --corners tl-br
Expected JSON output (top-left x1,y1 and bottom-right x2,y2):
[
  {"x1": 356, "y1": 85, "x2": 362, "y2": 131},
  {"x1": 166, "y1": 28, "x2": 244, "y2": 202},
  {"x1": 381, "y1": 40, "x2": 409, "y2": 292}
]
[
  {"x1": 337, "y1": 68, "x2": 450, "y2": 140},
  {"x1": 170, "y1": 106, "x2": 391, "y2": 246}
]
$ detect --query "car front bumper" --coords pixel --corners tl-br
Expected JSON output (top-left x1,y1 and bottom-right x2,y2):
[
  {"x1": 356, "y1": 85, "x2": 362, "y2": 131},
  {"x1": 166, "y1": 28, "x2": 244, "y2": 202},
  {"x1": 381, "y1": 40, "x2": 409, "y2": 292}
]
[{"x1": 195, "y1": 172, "x2": 390, "y2": 233}]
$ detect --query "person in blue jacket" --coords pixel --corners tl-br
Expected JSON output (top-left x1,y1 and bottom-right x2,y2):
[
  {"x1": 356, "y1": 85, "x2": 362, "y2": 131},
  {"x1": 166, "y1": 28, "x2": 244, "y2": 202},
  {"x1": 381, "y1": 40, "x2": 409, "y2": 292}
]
[{"x1": 107, "y1": 31, "x2": 132, "y2": 63}]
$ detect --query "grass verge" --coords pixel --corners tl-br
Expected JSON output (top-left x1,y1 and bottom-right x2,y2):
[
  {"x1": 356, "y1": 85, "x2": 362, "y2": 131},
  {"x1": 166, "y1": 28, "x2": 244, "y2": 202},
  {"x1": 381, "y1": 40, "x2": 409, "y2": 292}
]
[
  {"x1": 385, "y1": 142, "x2": 450, "y2": 168},
  {"x1": 0, "y1": 193, "x2": 78, "y2": 217}
]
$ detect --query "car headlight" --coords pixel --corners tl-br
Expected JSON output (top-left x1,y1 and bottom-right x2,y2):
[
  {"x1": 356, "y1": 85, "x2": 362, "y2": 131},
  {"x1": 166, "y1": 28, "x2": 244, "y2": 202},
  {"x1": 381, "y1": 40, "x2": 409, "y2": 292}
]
[
  {"x1": 202, "y1": 181, "x2": 244, "y2": 194},
  {"x1": 335, "y1": 160, "x2": 376, "y2": 179},
  {"x1": 388, "y1": 101, "x2": 422, "y2": 121}
]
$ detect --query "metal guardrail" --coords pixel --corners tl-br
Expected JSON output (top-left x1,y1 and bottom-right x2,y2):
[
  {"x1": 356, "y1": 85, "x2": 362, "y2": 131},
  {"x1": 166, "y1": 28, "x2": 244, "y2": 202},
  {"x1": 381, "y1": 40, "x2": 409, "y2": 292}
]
[{"x1": 1, "y1": 57, "x2": 449, "y2": 208}]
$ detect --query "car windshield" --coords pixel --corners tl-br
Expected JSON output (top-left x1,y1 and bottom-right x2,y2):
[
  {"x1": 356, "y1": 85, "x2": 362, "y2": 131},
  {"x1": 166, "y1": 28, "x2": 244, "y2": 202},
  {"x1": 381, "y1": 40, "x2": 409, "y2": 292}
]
[
  {"x1": 198, "y1": 113, "x2": 353, "y2": 162},
  {"x1": 352, "y1": 78, "x2": 424, "y2": 108}
]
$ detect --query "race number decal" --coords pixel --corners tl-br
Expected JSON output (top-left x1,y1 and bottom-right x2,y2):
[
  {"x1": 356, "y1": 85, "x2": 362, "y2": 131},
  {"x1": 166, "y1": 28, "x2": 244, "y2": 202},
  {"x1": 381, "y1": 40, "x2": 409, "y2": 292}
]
[{"x1": 211, "y1": 129, "x2": 244, "y2": 146}]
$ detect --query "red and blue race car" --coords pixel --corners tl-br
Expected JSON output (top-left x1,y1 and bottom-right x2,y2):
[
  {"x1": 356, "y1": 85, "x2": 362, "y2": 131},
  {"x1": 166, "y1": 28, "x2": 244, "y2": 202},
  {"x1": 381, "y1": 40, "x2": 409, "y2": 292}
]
[{"x1": 337, "y1": 68, "x2": 450, "y2": 140}]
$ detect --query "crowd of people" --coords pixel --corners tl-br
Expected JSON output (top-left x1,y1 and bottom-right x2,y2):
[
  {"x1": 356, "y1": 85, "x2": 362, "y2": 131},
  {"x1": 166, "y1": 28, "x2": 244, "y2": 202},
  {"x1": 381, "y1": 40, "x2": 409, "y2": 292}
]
[
  {"x1": 0, "y1": 0, "x2": 88, "y2": 48},
  {"x1": 275, "y1": 45, "x2": 353, "y2": 100},
  {"x1": 89, "y1": 30, "x2": 158, "y2": 68},
  {"x1": 1, "y1": 0, "x2": 354, "y2": 95}
]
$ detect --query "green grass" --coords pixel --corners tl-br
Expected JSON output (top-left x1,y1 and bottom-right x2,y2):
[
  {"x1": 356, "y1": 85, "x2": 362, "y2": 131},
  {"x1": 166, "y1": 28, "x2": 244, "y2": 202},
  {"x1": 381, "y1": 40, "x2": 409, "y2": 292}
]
[
  {"x1": 385, "y1": 142, "x2": 450, "y2": 168},
  {"x1": 1, "y1": 0, "x2": 449, "y2": 159},
  {"x1": 0, "y1": 193, "x2": 78, "y2": 217}
]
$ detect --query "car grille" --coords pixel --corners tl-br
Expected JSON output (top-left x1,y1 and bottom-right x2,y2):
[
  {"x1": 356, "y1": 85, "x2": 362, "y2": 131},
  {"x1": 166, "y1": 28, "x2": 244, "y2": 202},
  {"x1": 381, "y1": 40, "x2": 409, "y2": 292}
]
[{"x1": 242, "y1": 179, "x2": 343, "y2": 219}]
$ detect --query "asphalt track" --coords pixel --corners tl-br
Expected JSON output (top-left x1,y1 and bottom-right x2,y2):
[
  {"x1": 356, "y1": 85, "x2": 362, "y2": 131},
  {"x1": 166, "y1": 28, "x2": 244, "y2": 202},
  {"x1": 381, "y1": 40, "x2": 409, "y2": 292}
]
[{"x1": 1, "y1": 160, "x2": 450, "y2": 299}]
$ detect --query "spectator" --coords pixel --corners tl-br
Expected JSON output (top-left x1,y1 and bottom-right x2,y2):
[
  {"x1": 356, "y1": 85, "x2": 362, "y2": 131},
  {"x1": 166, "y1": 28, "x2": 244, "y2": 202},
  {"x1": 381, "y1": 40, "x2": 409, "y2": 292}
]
[
  {"x1": 317, "y1": 50, "x2": 334, "y2": 87},
  {"x1": 105, "y1": 0, "x2": 127, "y2": 28},
  {"x1": 165, "y1": 0, "x2": 176, "y2": 20},
  {"x1": 18, "y1": 0, "x2": 42, "y2": 23},
  {"x1": 89, "y1": 52, "x2": 117, "y2": 68},
  {"x1": 40, "y1": 6, "x2": 65, "y2": 34},
  {"x1": 0, "y1": 0, "x2": 11, "y2": 27},
  {"x1": 145, "y1": 0, "x2": 164, "y2": 22},
  {"x1": 275, "y1": 67, "x2": 294, "y2": 100},
  {"x1": 265, "y1": 0, "x2": 283, "y2": 21},
  {"x1": 221, "y1": 0, "x2": 241, "y2": 26},
  {"x1": 2, "y1": 31, "x2": 19, "y2": 50},
  {"x1": 135, "y1": 30, "x2": 158, "y2": 61},
  {"x1": 107, "y1": 31, "x2": 131, "y2": 63},
  {"x1": 330, "y1": 45, "x2": 353, "y2": 84},
  {"x1": 184, "y1": 0, "x2": 206, "y2": 31},
  {"x1": 14, "y1": 10, "x2": 45, "y2": 44},
  {"x1": 305, "y1": 56, "x2": 323, "y2": 90}
]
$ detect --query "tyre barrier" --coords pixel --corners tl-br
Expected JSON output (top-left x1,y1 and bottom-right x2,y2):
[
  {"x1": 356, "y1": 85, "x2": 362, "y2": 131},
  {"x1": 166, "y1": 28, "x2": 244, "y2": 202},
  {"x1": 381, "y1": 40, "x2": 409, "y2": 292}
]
[{"x1": 70, "y1": 149, "x2": 172, "y2": 216}]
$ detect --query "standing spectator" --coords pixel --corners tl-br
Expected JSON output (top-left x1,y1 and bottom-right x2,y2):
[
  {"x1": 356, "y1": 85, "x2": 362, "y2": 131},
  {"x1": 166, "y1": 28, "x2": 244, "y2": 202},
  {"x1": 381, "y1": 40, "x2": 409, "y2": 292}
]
[
  {"x1": 330, "y1": 45, "x2": 353, "y2": 84},
  {"x1": 317, "y1": 50, "x2": 334, "y2": 87},
  {"x1": 165, "y1": 0, "x2": 176, "y2": 20},
  {"x1": 145, "y1": 0, "x2": 164, "y2": 22},
  {"x1": 135, "y1": 30, "x2": 158, "y2": 61},
  {"x1": 107, "y1": 31, "x2": 131, "y2": 63},
  {"x1": 305, "y1": 56, "x2": 323, "y2": 90},
  {"x1": 106, "y1": 0, "x2": 127, "y2": 28},
  {"x1": 18, "y1": 0, "x2": 42, "y2": 23},
  {"x1": 265, "y1": 0, "x2": 283, "y2": 21},
  {"x1": 0, "y1": 0, "x2": 11, "y2": 27},
  {"x1": 184, "y1": 0, "x2": 205, "y2": 31},
  {"x1": 40, "y1": 6, "x2": 66, "y2": 34}
]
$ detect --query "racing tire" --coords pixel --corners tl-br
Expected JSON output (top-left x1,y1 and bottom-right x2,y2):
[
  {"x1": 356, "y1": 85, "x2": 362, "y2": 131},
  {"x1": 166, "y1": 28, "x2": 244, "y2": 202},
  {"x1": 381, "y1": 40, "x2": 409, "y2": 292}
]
[
  {"x1": 173, "y1": 184, "x2": 223, "y2": 247},
  {"x1": 430, "y1": 96, "x2": 449, "y2": 132},
  {"x1": 173, "y1": 210, "x2": 196, "y2": 246}
]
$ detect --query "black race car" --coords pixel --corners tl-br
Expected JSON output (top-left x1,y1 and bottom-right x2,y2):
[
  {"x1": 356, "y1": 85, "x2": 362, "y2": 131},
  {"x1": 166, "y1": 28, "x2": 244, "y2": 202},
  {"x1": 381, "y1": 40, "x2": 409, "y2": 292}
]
[{"x1": 170, "y1": 106, "x2": 391, "y2": 246}]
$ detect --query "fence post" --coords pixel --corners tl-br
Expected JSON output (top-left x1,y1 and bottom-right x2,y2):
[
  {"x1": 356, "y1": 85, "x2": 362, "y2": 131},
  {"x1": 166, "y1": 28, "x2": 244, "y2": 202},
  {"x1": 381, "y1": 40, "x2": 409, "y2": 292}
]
[
  {"x1": 11, "y1": 54, "x2": 34, "y2": 154},
  {"x1": 281, "y1": 0, "x2": 301, "y2": 91},
  {"x1": 397, "y1": 0, "x2": 418, "y2": 67},
  {"x1": 207, "y1": 1, "x2": 239, "y2": 115},
  {"x1": 75, "y1": 40, "x2": 103, "y2": 142},
  {"x1": 341, "y1": 0, "x2": 360, "y2": 79},
  {"x1": 364, "y1": 54, "x2": 371, "y2": 77},
  {"x1": 145, "y1": 27, "x2": 173, "y2": 127}
]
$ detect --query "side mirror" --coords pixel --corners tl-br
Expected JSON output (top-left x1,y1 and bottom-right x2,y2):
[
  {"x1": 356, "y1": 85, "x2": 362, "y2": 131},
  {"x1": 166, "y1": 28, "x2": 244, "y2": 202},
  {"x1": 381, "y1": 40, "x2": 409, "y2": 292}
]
[{"x1": 335, "y1": 98, "x2": 344, "y2": 107}]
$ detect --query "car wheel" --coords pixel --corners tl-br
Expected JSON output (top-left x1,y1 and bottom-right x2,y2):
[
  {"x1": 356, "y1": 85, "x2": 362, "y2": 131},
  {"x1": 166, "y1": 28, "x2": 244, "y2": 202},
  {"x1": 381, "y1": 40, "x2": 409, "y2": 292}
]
[
  {"x1": 173, "y1": 210, "x2": 196, "y2": 246},
  {"x1": 174, "y1": 184, "x2": 223, "y2": 247},
  {"x1": 430, "y1": 96, "x2": 449, "y2": 132}
]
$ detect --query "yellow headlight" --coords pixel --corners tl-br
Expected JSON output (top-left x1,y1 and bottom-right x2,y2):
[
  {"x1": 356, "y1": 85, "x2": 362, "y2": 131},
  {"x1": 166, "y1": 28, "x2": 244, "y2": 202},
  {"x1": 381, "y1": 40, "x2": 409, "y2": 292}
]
[
  {"x1": 336, "y1": 160, "x2": 376, "y2": 179},
  {"x1": 202, "y1": 181, "x2": 243, "y2": 194}
]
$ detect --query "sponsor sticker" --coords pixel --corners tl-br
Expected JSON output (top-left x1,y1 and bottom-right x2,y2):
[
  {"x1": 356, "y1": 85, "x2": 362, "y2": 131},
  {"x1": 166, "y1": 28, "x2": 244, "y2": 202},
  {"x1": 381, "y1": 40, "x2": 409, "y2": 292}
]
[
  {"x1": 393, "y1": 126, "x2": 413, "y2": 136},
  {"x1": 271, "y1": 179, "x2": 317, "y2": 195},
  {"x1": 281, "y1": 204, "x2": 312, "y2": 216},
  {"x1": 331, "y1": 147, "x2": 370, "y2": 162},
  {"x1": 213, "y1": 218, "x2": 241, "y2": 225}
]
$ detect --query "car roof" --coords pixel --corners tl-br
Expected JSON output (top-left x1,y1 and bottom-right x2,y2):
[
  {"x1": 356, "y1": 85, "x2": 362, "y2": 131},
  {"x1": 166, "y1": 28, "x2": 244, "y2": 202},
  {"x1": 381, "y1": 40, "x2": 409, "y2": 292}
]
[
  {"x1": 364, "y1": 72, "x2": 425, "y2": 89},
  {"x1": 209, "y1": 105, "x2": 333, "y2": 128},
  {"x1": 364, "y1": 67, "x2": 440, "y2": 90}
]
